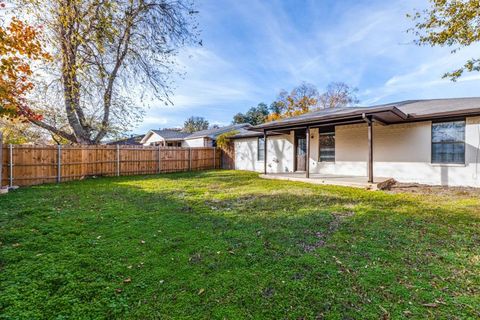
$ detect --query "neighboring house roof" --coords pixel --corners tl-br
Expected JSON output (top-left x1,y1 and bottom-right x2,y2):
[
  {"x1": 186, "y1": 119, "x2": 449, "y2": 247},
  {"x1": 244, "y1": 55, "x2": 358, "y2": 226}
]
[
  {"x1": 184, "y1": 123, "x2": 251, "y2": 140},
  {"x1": 231, "y1": 127, "x2": 264, "y2": 138},
  {"x1": 151, "y1": 129, "x2": 191, "y2": 140},
  {"x1": 107, "y1": 134, "x2": 145, "y2": 145},
  {"x1": 252, "y1": 98, "x2": 480, "y2": 131},
  {"x1": 141, "y1": 129, "x2": 190, "y2": 144}
]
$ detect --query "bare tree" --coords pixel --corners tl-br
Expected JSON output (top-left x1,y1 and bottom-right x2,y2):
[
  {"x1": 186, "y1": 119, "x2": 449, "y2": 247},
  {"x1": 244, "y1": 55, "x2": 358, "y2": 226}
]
[
  {"x1": 15, "y1": 0, "x2": 199, "y2": 144},
  {"x1": 319, "y1": 82, "x2": 359, "y2": 109}
]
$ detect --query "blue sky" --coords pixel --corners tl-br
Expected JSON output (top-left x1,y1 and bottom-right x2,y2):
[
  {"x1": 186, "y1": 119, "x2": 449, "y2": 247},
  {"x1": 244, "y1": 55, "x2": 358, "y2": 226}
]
[{"x1": 137, "y1": 0, "x2": 480, "y2": 132}]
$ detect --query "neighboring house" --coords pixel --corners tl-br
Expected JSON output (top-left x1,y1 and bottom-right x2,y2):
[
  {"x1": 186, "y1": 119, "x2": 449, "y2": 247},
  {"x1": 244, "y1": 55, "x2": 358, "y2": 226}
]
[
  {"x1": 141, "y1": 129, "x2": 191, "y2": 147},
  {"x1": 140, "y1": 124, "x2": 251, "y2": 148},
  {"x1": 107, "y1": 134, "x2": 145, "y2": 145},
  {"x1": 231, "y1": 98, "x2": 480, "y2": 187},
  {"x1": 183, "y1": 123, "x2": 251, "y2": 147}
]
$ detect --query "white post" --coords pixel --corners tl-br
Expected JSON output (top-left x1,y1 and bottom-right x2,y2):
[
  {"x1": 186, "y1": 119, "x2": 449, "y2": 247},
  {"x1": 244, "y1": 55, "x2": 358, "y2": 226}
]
[
  {"x1": 9, "y1": 144, "x2": 13, "y2": 187},
  {"x1": 57, "y1": 144, "x2": 62, "y2": 183}
]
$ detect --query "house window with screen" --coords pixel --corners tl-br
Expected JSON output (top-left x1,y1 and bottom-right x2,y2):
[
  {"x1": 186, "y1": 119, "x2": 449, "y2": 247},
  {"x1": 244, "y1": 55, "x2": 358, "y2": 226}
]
[
  {"x1": 431, "y1": 120, "x2": 465, "y2": 164},
  {"x1": 257, "y1": 137, "x2": 265, "y2": 161},
  {"x1": 319, "y1": 132, "x2": 335, "y2": 162}
]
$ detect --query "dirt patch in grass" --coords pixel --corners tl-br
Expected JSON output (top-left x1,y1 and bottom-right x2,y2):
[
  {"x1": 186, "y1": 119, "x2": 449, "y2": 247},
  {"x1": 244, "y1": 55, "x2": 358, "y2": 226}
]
[
  {"x1": 301, "y1": 211, "x2": 355, "y2": 252},
  {"x1": 388, "y1": 183, "x2": 480, "y2": 199}
]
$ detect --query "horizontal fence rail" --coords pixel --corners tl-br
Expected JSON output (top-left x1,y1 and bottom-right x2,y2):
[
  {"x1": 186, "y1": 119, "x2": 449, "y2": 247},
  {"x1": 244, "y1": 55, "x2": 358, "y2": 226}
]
[{"x1": 0, "y1": 145, "x2": 221, "y2": 187}]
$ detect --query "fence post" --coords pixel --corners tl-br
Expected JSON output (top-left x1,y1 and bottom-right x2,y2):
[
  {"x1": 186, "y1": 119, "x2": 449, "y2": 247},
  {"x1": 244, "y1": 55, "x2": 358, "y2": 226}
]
[
  {"x1": 0, "y1": 133, "x2": 2, "y2": 187},
  {"x1": 158, "y1": 146, "x2": 161, "y2": 173},
  {"x1": 189, "y1": 148, "x2": 192, "y2": 171},
  {"x1": 9, "y1": 144, "x2": 13, "y2": 187},
  {"x1": 116, "y1": 145, "x2": 120, "y2": 176},
  {"x1": 213, "y1": 147, "x2": 216, "y2": 169},
  {"x1": 57, "y1": 144, "x2": 62, "y2": 183}
]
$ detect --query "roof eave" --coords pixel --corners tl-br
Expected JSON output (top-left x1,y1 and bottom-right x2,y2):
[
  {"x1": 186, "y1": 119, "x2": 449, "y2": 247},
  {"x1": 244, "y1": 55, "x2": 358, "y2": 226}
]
[{"x1": 250, "y1": 107, "x2": 408, "y2": 132}]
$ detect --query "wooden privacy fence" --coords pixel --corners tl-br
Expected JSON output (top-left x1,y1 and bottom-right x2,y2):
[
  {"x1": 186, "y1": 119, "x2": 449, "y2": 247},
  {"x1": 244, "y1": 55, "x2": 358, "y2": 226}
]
[{"x1": 0, "y1": 145, "x2": 221, "y2": 187}]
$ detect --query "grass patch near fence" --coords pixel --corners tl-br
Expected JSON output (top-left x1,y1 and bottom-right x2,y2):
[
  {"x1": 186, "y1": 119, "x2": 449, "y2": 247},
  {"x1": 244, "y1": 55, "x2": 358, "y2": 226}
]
[{"x1": 0, "y1": 170, "x2": 479, "y2": 319}]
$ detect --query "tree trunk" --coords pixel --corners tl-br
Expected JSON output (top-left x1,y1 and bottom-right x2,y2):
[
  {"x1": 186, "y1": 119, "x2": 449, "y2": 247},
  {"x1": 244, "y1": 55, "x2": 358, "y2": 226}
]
[{"x1": 59, "y1": 0, "x2": 92, "y2": 144}]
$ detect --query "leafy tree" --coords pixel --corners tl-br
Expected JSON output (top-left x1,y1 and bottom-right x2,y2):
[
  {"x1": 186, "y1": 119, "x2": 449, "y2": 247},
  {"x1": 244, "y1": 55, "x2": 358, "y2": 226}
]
[
  {"x1": 232, "y1": 112, "x2": 247, "y2": 124},
  {"x1": 268, "y1": 100, "x2": 284, "y2": 115},
  {"x1": 0, "y1": 118, "x2": 49, "y2": 144},
  {"x1": 267, "y1": 82, "x2": 320, "y2": 121},
  {"x1": 14, "y1": 0, "x2": 199, "y2": 144},
  {"x1": 233, "y1": 102, "x2": 269, "y2": 125},
  {"x1": 0, "y1": 1, "x2": 50, "y2": 120},
  {"x1": 409, "y1": 0, "x2": 480, "y2": 80},
  {"x1": 267, "y1": 82, "x2": 358, "y2": 121},
  {"x1": 216, "y1": 130, "x2": 238, "y2": 149},
  {"x1": 183, "y1": 116, "x2": 209, "y2": 133},
  {"x1": 319, "y1": 82, "x2": 359, "y2": 109}
]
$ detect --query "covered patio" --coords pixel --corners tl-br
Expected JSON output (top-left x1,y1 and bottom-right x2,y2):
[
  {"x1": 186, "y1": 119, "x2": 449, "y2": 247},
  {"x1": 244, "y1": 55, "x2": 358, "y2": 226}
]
[{"x1": 255, "y1": 105, "x2": 409, "y2": 189}]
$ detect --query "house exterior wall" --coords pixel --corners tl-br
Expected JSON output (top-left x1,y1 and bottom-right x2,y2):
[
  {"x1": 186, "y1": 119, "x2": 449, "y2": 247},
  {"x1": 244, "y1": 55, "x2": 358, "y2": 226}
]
[
  {"x1": 184, "y1": 137, "x2": 211, "y2": 147},
  {"x1": 142, "y1": 132, "x2": 165, "y2": 146},
  {"x1": 234, "y1": 116, "x2": 480, "y2": 187},
  {"x1": 234, "y1": 133, "x2": 294, "y2": 173}
]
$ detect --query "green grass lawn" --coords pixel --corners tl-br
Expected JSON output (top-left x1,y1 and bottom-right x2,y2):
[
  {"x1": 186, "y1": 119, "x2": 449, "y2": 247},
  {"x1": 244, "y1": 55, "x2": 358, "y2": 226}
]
[{"x1": 1, "y1": 171, "x2": 479, "y2": 319}]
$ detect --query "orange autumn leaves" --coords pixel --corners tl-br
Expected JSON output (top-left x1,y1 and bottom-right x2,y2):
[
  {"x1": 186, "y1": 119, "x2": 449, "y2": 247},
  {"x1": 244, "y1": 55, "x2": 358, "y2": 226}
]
[
  {"x1": 266, "y1": 95, "x2": 318, "y2": 122},
  {"x1": 0, "y1": 5, "x2": 51, "y2": 120}
]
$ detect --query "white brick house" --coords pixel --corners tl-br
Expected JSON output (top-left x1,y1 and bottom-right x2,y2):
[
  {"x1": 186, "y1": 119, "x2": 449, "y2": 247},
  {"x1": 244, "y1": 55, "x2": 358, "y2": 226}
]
[{"x1": 232, "y1": 98, "x2": 480, "y2": 187}]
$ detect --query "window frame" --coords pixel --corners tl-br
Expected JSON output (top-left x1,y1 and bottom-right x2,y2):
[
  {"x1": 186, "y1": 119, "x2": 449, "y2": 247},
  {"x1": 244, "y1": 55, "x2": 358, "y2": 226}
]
[
  {"x1": 257, "y1": 137, "x2": 265, "y2": 161},
  {"x1": 431, "y1": 119, "x2": 466, "y2": 165},
  {"x1": 318, "y1": 131, "x2": 335, "y2": 162}
]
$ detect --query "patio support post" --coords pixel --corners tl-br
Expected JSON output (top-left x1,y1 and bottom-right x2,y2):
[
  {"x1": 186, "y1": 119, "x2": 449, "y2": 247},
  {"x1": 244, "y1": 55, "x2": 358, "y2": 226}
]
[
  {"x1": 263, "y1": 130, "x2": 267, "y2": 175},
  {"x1": 306, "y1": 127, "x2": 310, "y2": 178},
  {"x1": 367, "y1": 117, "x2": 373, "y2": 183}
]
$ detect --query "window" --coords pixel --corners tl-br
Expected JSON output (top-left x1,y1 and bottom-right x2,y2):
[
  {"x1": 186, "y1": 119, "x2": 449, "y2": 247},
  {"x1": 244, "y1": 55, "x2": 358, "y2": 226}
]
[
  {"x1": 432, "y1": 120, "x2": 465, "y2": 164},
  {"x1": 166, "y1": 142, "x2": 181, "y2": 147},
  {"x1": 319, "y1": 132, "x2": 335, "y2": 162},
  {"x1": 257, "y1": 137, "x2": 265, "y2": 161}
]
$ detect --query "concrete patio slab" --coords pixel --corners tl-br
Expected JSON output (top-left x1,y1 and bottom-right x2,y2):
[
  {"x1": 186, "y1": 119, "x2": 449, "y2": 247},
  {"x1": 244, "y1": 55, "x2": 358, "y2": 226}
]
[{"x1": 260, "y1": 173, "x2": 396, "y2": 190}]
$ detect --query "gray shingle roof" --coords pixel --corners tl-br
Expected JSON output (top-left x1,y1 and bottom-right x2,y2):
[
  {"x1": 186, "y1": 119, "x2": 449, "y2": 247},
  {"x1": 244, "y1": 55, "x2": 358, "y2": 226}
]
[
  {"x1": 107, "y1": 134, "x2": 145, "y2": 145},
  {"x1": 151, "y1": 129, "x2": 191, "y2": 140},
  {"x1": 231, "y1": 128, "x2": 264, "y2": 138},
  {"x1": 185, "y1": 123, "x2": 251, "y2": 139},
  {"x1": 389, "y1": 97, "x2": 480, "y2": 116},
  {"x1": 252, "y1": 97, "x2": 480, "y2": 130}
]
